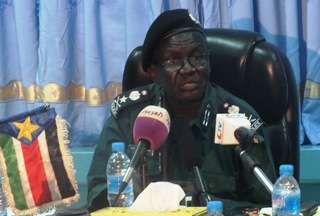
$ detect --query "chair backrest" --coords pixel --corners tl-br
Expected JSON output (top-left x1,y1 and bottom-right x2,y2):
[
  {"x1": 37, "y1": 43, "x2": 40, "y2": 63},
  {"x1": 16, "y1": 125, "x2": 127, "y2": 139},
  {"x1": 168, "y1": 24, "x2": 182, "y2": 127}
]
[{"x1": 122, "y1": 28, "x2": 300, "y2": 181}]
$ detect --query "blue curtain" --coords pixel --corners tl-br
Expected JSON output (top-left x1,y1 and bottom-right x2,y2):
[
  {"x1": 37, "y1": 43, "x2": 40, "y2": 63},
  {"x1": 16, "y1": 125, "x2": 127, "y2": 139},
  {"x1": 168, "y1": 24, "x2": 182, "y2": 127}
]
[{"x1": 0, "y1": 0, "x2": 319, "y2": 146}]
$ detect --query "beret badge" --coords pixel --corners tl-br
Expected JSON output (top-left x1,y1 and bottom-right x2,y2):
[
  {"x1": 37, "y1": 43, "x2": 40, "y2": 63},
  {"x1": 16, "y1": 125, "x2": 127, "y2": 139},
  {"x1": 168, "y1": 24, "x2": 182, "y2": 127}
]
[
  {"x1": 188, "y1": 11, "x2": 200, "y2": 24},
  {"x1": 141, "y1": 9, "x2": 204, "y2": 71}
]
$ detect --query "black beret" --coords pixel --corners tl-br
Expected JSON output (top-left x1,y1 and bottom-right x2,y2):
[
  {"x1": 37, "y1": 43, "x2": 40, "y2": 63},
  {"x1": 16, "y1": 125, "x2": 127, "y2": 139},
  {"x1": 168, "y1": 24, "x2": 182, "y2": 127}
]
[{"x1": 141, "y1": 9, "x2": 204, "y2": 71}]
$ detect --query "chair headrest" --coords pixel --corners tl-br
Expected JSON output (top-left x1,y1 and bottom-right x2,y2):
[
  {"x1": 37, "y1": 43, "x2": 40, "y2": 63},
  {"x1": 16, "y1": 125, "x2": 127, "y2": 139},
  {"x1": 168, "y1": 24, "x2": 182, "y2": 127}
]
[
  {"x1": 205, "y1": 29, "x2": 289, "y2": 123},
  {"x1": 122, "y1": 29, "x2": 291, "y2": 124}
]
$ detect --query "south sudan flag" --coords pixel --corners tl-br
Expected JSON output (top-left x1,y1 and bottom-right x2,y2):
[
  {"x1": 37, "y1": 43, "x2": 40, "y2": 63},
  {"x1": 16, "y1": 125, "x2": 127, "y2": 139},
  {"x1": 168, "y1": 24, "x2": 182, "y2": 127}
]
[{"x1": 0, "y1": 104, "x2": 79, "y2": 215}]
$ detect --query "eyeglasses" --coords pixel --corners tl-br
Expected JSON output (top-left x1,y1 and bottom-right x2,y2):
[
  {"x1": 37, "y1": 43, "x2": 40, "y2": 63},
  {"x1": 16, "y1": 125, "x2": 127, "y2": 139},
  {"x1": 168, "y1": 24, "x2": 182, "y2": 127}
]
[{"x1": 158, "y1": 53, "x2": 210, "y2": 72}]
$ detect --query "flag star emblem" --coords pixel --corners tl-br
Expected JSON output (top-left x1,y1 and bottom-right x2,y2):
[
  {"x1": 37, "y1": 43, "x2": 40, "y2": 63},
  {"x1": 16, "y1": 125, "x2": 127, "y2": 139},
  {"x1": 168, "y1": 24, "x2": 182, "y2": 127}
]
[{"x1": 13, "y1": 116, "x2": 40, "y2": 141}]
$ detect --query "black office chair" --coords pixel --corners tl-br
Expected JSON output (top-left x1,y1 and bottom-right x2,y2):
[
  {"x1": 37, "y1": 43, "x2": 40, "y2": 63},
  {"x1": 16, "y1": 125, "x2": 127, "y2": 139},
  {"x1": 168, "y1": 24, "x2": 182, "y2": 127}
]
[{"x1": 122, "y1": 28, "x2": 300, "y2": 181}]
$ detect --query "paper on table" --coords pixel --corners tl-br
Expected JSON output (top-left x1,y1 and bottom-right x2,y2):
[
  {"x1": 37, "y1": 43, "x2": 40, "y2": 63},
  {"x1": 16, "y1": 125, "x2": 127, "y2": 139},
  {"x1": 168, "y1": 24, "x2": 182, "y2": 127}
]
[{"x1": 129, "y1": 182, "x2": 185, "y2": 212}]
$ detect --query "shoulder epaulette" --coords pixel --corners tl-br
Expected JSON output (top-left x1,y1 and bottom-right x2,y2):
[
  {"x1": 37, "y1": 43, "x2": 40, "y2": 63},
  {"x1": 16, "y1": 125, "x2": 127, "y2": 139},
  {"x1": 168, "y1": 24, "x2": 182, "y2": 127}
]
[
  {"x1": 218, "y1": 98, "x2": 264, "y2": 132},
  {"x1": 111, "y1": 87, "x2": 151, "y2": 118}
]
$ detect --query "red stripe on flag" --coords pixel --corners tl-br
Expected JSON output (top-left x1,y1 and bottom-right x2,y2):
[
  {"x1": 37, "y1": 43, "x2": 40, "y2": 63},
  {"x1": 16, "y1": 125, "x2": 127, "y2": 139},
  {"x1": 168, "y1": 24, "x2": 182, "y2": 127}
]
[{"x1": 21, "y1": 138, "x2": 53, "y2": 206}]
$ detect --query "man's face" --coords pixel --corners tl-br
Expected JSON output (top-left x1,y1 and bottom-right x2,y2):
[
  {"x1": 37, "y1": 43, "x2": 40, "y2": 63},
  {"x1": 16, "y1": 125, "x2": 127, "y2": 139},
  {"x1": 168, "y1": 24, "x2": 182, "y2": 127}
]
[{"x1": 150, "y1": 31, "x2": 210, "y2": 105}]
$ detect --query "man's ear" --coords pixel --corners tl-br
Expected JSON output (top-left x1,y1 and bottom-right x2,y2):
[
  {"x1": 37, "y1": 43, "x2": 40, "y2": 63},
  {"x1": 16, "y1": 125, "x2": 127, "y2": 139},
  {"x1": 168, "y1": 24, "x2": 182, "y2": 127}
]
[{"x1": 148, "y1": 64, "x2": 160, "y2": 83}]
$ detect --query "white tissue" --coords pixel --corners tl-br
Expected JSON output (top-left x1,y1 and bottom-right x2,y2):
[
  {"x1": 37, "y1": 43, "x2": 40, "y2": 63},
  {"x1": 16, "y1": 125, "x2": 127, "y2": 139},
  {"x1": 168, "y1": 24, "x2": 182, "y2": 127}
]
[{"x1": 129, "y1": 181, "x2": 185, "y2": 212}]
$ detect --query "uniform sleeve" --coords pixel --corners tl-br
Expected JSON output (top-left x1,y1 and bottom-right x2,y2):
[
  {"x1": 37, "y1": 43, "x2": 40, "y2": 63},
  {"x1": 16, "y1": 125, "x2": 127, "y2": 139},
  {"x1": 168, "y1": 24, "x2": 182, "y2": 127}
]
[
  {"x1": 229, "y1": 101, "x2": 277, "y2": 206},
  {"x1": 236, "y1": 133, "x2": 277, "y2": 205},
  {"x1": 230, "y1": 98, "x2": 277, "y2": 205},
  {"x1": 86, "y1": 86, "x2": 154, "y2": 212},
  {"x1": 214, "y1": 86, "x2": 277, "y2": 208}
]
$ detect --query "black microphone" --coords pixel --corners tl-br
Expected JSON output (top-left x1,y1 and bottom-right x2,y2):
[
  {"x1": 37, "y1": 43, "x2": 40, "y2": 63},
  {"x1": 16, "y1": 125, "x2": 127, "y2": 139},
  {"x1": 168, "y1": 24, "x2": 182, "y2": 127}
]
[
  {"x1": 234, "y1": 126, "x2": 264, "y2": 147},
  {"x1": 234, "y1": 127, "x2": 273, "y2": 194},
  {"x1": 113, "y1": 105, "x2": 171, "y2": 205},
  {"x1": 173, "y1": 116, "x2": 211, "y2": 206}
]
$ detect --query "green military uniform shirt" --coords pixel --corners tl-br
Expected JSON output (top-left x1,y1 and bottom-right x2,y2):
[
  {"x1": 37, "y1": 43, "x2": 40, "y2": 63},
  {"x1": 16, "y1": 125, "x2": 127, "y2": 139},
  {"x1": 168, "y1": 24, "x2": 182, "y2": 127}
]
[{"x1": 87, "y1": 83, "x2": 277, "y2": 211}]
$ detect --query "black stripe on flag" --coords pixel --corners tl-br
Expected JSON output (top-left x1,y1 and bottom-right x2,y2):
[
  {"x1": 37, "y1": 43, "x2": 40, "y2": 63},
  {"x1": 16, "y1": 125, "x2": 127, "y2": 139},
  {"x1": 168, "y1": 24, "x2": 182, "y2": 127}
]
[{"x1": 45, "y1": 118, "x2": 76, "y2": 199}]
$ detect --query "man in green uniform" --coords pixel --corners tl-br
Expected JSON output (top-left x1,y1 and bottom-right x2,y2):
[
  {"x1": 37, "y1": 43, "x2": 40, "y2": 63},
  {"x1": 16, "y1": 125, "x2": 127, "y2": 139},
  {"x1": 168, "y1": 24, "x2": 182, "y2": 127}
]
[{"x1": 87, "y1": 9, "x2": 277, "y2": 212}]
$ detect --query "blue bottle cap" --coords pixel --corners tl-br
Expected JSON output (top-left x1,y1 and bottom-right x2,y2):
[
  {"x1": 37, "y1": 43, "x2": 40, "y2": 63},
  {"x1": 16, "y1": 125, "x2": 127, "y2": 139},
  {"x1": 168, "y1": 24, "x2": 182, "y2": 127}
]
[
  {"x1": 207, "y1": 200, "x2": 223, "y2": 212},
  {"x1": 279, "y1": 164, "x2": 294, "y2": 175},
  {"x1": 112, "y1": 142, "x2": 125, "y2": 151}
]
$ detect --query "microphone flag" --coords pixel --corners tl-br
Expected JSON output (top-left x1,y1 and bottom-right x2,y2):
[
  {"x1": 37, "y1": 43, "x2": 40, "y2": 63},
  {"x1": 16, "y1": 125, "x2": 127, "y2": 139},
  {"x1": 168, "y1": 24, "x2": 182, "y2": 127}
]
[
  {"x1": 215, "y1": 113, "x2": 251, "y2": 145},
  {"x1": 0, "y1": 104, "x2": 79, "y2": 215},
  {"x1": 133, "y1": 105, "x2": 170, "y2": 150},
  {"x1": 114, "y1": 105, "x2": 171, "y2": 201}
]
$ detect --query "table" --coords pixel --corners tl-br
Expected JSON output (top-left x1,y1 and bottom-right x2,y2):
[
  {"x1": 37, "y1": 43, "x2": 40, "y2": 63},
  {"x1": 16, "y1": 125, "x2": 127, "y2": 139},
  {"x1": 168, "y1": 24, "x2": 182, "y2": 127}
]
[
  {"x1": 91, "y1": 207, "x2": 206, "y2": 216},
  {"x1": 259, "y1": 207, "x2": 320, "y2": 216}
]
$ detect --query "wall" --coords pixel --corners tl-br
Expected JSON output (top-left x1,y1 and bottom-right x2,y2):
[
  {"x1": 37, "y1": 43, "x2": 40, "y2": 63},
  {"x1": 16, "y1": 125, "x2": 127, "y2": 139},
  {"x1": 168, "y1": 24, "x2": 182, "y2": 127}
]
[
  {"x1": 300, "y1": 145, "x2": 320, "y2": 203},
  {"x1": 70, "y1": 147, "x2": 95, "y2": 208}
]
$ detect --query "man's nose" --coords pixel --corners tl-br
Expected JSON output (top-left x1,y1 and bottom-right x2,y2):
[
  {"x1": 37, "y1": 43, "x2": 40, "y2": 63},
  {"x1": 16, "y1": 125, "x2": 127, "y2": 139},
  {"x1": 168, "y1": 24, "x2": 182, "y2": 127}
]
[{"x1": 180, "y1": 58, "x2": 196, "y2": 73}]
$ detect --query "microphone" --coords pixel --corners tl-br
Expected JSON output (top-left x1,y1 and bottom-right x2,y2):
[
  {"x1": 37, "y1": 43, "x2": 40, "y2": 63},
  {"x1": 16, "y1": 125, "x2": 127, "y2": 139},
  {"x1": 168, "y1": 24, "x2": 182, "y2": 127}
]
[
  {"x1": 234, "y1": 126, "x2": 264, "y2": 147},
  {"x1": 114, "y1": 105, "x2": 171, "y2": 203},
  {"x1": 173, "y1": 116, "x2": 211, "y2": 206},
  {"x1": 234, "y1": 127, "x2": 273, "y2": 194},
  {"x1": 214, "y1": 113, "x2": 273, "y2": 194},
  {"x1": 215, "y1": 113, "x2": 251, "y2": 145}
]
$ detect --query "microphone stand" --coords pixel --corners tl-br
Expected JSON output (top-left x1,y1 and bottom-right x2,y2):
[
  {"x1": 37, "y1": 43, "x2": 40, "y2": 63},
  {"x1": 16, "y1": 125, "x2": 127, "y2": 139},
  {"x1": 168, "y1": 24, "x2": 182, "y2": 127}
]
[
  {"x1": 236, "y1": 145, "x2": 273, "y2": 194},
  {"x1": 140, "y1": 155, "x2": 149, "y2": 190},
  {"x1": 113, "y1": 142, "x2": 148, "y2": 205},
  {"x1": 194, "y1": 166, "x2": 211, "y2": 206},
  {"x1": 161, "y1": 140, "x2": 172, "y2": 181},
  {"x1": 234, "y1": 128, "x2": 273, "y2": 194}
]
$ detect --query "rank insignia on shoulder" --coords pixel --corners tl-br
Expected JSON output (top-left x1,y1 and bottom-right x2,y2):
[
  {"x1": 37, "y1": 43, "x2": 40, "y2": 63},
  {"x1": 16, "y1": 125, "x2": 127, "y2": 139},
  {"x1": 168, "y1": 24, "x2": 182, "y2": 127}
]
[{"x1": 111, "y1": 88, "x2": 150, "y2": 118}]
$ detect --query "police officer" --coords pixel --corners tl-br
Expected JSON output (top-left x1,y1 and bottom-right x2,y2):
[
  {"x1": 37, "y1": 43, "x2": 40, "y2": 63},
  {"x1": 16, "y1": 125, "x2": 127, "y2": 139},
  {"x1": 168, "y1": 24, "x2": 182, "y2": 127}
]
[{"x1": 87, "y1": 9, "x2": 277, "y2": 212}]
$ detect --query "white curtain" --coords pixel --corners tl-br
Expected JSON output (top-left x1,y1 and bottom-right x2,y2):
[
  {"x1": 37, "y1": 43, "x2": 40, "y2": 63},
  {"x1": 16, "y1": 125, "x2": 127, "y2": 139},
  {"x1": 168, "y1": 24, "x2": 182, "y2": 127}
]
[{"x1": 0, "y1": 0, "x2": 318, "y2": 146}]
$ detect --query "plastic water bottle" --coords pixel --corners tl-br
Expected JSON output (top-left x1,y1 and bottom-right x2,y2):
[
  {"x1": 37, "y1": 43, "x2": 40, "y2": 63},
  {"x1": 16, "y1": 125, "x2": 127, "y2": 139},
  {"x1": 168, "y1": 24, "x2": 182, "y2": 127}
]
[
  {"x1": 107, "y1": 142, "x2": 134, "y2": 207},
  {"x1": 272, "y1": 164, "x2": 300, "y2": 216},
  {"x1": 207, "y1": 201, "x2": 224, "y2": 216},
  {"x1": 0, "y1": 174, "x2": 7, "y2": 216}
]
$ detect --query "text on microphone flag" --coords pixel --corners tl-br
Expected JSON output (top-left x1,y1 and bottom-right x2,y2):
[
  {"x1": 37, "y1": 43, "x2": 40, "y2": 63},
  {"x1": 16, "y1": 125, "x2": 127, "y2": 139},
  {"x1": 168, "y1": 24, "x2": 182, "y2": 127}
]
[
  {"x1": 136, "y1": 105, "x2": 170, "y2": 132},
  {"x1": 133, "y1": 105, "x2": 171, "y2": 150}
]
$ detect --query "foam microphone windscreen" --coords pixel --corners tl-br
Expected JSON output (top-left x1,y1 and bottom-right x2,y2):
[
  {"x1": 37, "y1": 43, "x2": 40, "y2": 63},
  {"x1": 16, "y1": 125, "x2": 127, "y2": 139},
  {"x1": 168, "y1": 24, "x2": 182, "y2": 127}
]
[
  {"x1": 133, "y1": 105, "x2": 171, "y2": 150},
  {"x1": 173, "y1": 116, "x2": 202, "y2": 171}
]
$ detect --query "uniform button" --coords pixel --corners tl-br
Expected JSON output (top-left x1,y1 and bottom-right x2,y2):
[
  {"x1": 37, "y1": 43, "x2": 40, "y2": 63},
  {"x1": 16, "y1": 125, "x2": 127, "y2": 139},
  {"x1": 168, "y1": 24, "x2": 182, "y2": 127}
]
[{"x1": 209, "y1": 182, "x2": 215, "y2": 189}]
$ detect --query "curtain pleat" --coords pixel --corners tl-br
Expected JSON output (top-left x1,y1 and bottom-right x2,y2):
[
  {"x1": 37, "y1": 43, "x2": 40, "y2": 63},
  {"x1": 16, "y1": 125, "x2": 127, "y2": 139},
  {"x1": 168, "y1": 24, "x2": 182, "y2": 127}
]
[
  {"x1": 0, "y1": 0, "x2": 319, "y2": 146},
  {"x1": 302, "y1": 0, "x2": 320, "y2": 144}
]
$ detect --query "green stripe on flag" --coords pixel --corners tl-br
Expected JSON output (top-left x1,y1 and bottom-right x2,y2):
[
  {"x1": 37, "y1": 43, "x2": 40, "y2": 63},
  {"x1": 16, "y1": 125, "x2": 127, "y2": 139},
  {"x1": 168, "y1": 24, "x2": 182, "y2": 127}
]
[{"x1": 0, "y1": 133, "x2": 28, "y2": 210}]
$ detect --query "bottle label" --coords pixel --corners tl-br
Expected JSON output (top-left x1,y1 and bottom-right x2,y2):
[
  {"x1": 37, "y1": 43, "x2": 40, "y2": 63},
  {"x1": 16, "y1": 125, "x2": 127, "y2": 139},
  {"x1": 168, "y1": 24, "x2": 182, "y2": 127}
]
[
  {"x1": 272, "y1": 194, "x2": 286, "y2": 209},
  {"x1": 272, "y1": 192, "x2": 300, "y2": 214},
  {"x1": 107, "y1": 175, "x2": 133, "y2": 193}
]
